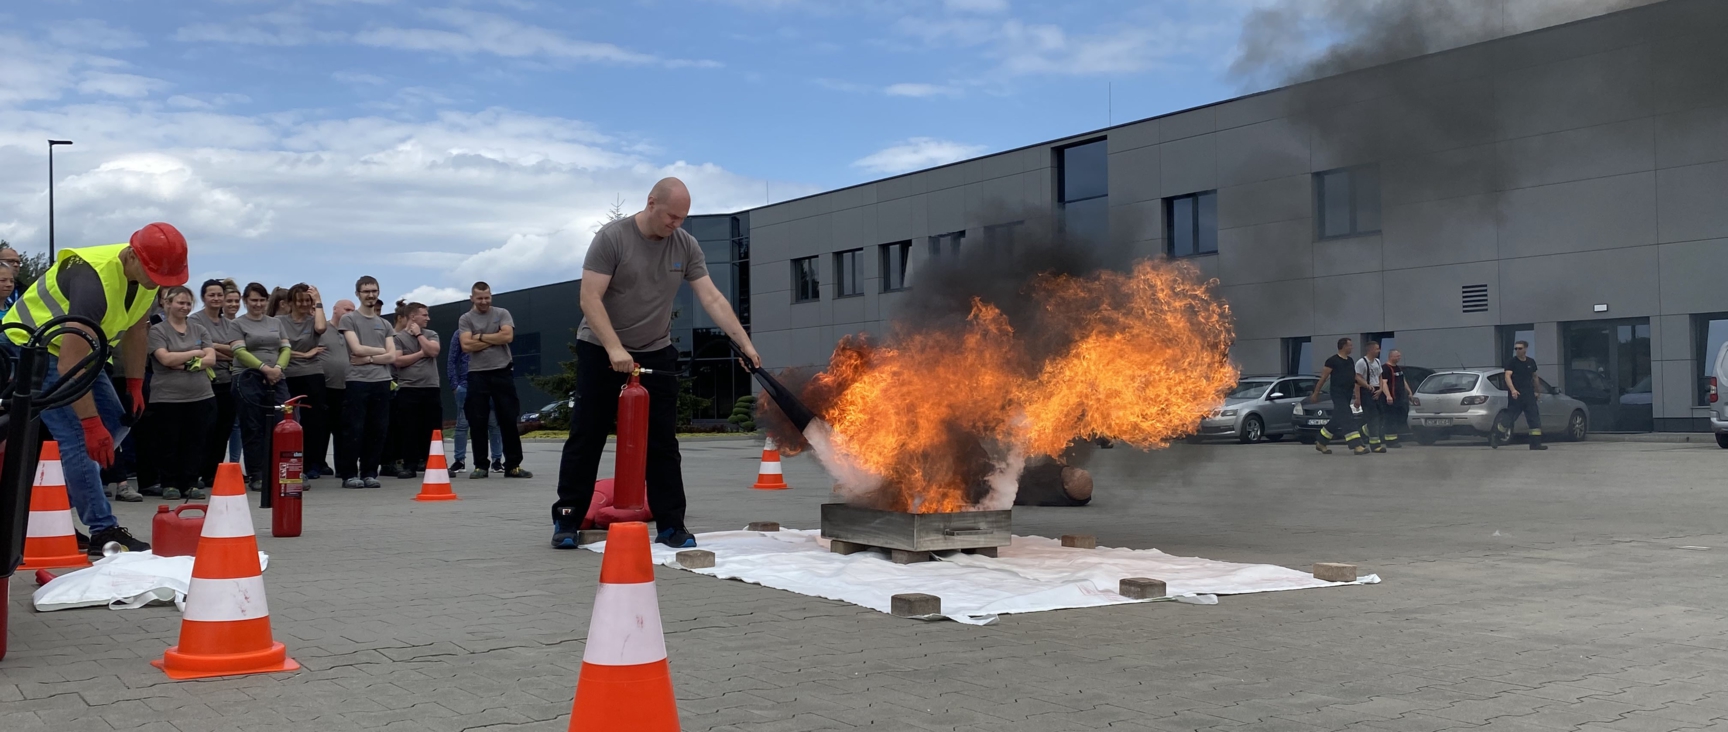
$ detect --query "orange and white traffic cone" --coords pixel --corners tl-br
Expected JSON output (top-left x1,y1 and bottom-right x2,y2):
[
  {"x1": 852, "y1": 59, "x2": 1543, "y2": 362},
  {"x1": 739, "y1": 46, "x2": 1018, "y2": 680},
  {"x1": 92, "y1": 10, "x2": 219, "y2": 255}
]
[
  {"x1": 152, "y1": 462, "x2": 299, "y2": 680},
  {"x1": 19, "y1": 442, "x2": 92, "y2": 571},
  {"x1": 569, "y1": 521, "x2": 679, "y2": 731},
  {"x1": 750, "y1": 437, "x2": 788, "y2": 491},
  {"x1": 413, "y1": 430, "x2": 458, "y2": 502}
]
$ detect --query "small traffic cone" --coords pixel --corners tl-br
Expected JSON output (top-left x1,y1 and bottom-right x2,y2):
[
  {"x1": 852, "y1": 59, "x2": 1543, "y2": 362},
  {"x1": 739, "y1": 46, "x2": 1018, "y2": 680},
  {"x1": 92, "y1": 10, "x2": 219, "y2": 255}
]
[
  {"x1": 413, "y1": 430, "x2": 458, "y2": 502},
  {"x1": 19, "y1": 442, "x2": 92, "y2": 571},
  {"x1": 153, "y1": 463, "x2": 298, "y2": 680},
  {"x1": 569, "y1": 521, "x2": 679, "y2": 731},
  {"x1": 750, "y1": 437, "x2": 788, "y2": 490}
]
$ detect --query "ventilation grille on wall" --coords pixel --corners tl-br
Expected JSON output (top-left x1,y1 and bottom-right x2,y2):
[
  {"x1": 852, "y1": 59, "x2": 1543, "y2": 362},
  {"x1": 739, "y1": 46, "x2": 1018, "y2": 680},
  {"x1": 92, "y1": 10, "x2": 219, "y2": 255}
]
[{"x1": 1462, "y1": 284, "x2": 1489, "y2": 313}]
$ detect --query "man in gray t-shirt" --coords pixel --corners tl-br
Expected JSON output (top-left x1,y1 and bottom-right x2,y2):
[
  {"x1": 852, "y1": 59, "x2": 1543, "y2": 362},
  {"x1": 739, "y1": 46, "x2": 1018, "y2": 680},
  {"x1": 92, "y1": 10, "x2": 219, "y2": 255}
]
[
  {"x1": 552, "y1": 177, "x2": 762, "y2": 551},
  {"x1": 457, "y1": 283, "x2": 529, "y2": 479},
  {"x1": 336, "y1": 277, "x2": 398, "y2": 486}
]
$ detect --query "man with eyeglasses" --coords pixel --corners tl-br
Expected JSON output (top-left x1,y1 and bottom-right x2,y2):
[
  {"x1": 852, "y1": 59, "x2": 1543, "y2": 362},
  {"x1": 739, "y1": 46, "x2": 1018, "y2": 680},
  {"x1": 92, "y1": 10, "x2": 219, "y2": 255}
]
[{"x1": 1494, "y1": 340, "x2": 1546, "y2": 451}]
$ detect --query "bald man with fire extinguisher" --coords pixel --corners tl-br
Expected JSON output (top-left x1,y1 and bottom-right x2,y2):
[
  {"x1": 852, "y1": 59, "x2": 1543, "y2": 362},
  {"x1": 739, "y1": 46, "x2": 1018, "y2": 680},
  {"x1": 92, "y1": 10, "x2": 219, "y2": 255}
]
[{"x1": 551, "y1": 178, "x2": 762, "y2": 550}]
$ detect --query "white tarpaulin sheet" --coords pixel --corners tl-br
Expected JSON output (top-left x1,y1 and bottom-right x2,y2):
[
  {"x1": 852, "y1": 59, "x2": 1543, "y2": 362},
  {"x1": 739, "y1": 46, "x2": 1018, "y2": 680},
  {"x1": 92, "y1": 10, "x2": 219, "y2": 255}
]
[
  {"x1": 585, "y1": 529, "x2": 1377, "y2": 625},
  {"x1": 32, "y1": 550, "x2": 271, "y2": 612}
]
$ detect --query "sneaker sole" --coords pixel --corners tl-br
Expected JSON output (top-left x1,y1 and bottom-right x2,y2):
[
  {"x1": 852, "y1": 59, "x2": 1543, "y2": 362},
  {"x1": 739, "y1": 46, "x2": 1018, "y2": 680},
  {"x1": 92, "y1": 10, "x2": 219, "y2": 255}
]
[{"x1": 552, "y1": 537, "x2": 578, "y2": 549}]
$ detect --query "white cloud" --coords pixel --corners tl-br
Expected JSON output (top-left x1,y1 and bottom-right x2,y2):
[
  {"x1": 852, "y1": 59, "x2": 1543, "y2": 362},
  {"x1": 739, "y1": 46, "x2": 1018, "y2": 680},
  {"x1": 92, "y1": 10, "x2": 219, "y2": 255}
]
[
  {"x1": 397, "y1": 284, "x2": 471, "y2": 306},
  {"x1": 47, "y1": 19, "x2": 147, "y2": 51},
  {"x1": 353, "y1": 9, "x2": 719, "y2": 68},
  {"x1": 332, "y1": 70, "x2": 387, "y2": 85},
  {"x1": 945, "y1": 0, "x2": 1009, "y2": 13},
  {"x1": 853, "y1": 137, "x2": 985, "y2": 174},
  {"x1": 76, "y1": 72, "x2": 169, "y2": 98},
  {"x1": 892, "y1": 10, "x2": 1230, "y2": 78},
  {"x1": 166, "y1": 93, "x2": 251, "y2": 110},
  {"x1": 884, "y1": 82, "x2": 960, "y2": 98},
  {"x1": 174, "y1": 12, "x2": 344, "y2": 47}
]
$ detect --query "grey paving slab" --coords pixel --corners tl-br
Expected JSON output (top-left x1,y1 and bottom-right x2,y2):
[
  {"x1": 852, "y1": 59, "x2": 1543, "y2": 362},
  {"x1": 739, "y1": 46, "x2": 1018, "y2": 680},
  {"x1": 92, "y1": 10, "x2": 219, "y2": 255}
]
[{"x1": 4, "y1": 438, "x2": 1728, "y2": 730}]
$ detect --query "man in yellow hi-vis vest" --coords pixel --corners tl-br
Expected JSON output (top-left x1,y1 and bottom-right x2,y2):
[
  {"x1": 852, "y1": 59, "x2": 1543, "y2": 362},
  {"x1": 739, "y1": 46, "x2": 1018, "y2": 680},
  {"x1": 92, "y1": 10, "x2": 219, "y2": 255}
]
[{"x1": 3, "y1": 223, "x2": 189, "y2": 554}]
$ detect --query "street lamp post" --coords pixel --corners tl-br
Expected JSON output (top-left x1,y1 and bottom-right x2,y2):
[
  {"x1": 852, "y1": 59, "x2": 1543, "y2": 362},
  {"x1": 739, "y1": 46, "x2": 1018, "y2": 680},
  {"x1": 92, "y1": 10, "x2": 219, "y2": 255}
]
[{"x1": 47, "y1": 140, "x2": 73, "y2": 260}]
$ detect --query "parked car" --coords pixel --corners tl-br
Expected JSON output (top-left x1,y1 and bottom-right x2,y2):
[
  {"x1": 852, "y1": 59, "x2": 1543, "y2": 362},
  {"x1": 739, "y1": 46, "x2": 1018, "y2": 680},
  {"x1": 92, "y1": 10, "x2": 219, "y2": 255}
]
[
  {"x1": 1194, "y1": 375, "x2": 1318, "y2": 443},
  {"x1": 1293, "y1": 366, "x2": 1434, "y2": 444},
  {"x1": 1407, "y1": 368, "x2": 1589, "y2": 445},
  {"x1": 1713, "y1": 342, "x2": 1728, "y2": 448},
  {"x1": 518, "y1": 399, "x2": 572, "y2": 434}
]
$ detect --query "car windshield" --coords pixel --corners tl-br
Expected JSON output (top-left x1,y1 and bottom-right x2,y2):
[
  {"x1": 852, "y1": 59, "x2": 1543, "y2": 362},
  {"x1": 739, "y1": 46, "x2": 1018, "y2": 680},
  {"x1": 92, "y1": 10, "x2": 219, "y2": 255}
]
[
  {"x1": 1627, "y1": 375, "x2": 1651, "y2": 393},
  {"x1": 1418, "y1": 373, "x2": 1480, "y2": 395},
  {"x1": 1227, "y1": 381, "x2": 1273, "y2": 399}
]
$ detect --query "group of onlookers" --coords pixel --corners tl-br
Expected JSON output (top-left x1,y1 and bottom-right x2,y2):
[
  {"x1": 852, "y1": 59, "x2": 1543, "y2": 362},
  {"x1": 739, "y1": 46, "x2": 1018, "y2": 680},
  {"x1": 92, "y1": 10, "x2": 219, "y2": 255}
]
[{"x1": 107, "y1": 277, "x2": 532, "y2": 501}]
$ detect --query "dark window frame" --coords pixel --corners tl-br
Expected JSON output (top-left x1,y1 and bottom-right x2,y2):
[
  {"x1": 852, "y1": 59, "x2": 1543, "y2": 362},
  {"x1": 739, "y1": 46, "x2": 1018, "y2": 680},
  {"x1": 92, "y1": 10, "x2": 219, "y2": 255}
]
[
  {"x1": 927, "y1": 230, "x2": 965, "y2": 259},
  {"x1": 879, "y1": 241, "x2": 911, "y2": 292},
  {"x1": 1692, "y1": 312, "x2": 1728, "y2": 406},
  {"x1": 1165, "y1": 190, "x2": 1218, "y2": 258},
  {"x1": 1314, "y1": 165, "x2": 1382, "y2": 240},
  {"x1": 1056, "y1": 138, "x2": 1109, "y2": 204},
  {"x1": 832, "y1": 248, "x2": 863, "y2": 299},
  {"x1": 791, "y1": 256, "x2": 820, "y2": 303},
  {"x1": 1283, "y1": 336, "x2": 1312, "y2": 376},
  {"x1": 1498, "y1": 324, "x2": 1535, "y2": 364}
]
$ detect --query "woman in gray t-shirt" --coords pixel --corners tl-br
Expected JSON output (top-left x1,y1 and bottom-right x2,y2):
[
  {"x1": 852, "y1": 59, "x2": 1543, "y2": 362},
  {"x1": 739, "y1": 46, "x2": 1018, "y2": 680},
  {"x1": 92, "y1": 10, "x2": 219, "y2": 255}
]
[
  {"x1": 278, "y1": 283, "x2": 332, "y2": 480},
  {"x1": 231, "y1": 282, "x2": 292, "y2": 491},
  {"x1": 148, "y1": 286, "x2": 218, "y2": 500},
  {"x1": 384, "y1": 300, "x2": 442, "y2": 479}
]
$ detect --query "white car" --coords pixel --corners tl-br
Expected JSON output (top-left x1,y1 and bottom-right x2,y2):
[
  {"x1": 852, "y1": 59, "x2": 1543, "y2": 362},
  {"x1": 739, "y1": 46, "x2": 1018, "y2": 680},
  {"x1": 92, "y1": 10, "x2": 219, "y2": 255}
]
[{"x1": 1712, "y1": 342, "x2": 1728, "y2": 448}]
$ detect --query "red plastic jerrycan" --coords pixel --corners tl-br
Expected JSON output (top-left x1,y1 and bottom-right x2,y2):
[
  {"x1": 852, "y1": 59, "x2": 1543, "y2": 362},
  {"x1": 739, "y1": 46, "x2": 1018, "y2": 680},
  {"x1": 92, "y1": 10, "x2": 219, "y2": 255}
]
[{"x1": 152, "y1": 504, "x2": 206, "y2": 557}]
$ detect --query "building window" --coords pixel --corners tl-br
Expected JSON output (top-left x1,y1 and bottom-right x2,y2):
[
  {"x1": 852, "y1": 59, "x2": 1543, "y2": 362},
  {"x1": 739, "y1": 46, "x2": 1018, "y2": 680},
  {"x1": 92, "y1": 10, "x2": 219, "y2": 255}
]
[
  {"x1": 1283, "y1": 337, "x2": 1312, "y2": 376},
  {"x1": 513, "y1": 332, "x2": 542, "y2": 377},
  {"x1": 1314, "y1": 166, "x2": 1381, "y2": 240},
  {"x1": 792, "y1": 256, "x2": 819, "y2": 303},
  {"x1": 1165, "y1": 191, "x2": 1218, "y2": 257},
  {"x1": 928, "y1": 230, "x2": 964, "y2": 259},
  {"x1": 833, "y1": 249, "x2": 863, "y2": 298},
  {"x1": 1058, "y1": 139, "x2": 1108, "y2": 244},
  {"x1": 1498, "y1": 324, "x2": 1535, "y2": 363},
  {"x1": 1694, "y1": 313, "x2": 1728, "y2": 405},
  {"x1": 1363, "y1": 331, "x2": 1395, "y2": 359},
  {"x1": 879, "y1": 241, "x2": 910, "y2": 292}
]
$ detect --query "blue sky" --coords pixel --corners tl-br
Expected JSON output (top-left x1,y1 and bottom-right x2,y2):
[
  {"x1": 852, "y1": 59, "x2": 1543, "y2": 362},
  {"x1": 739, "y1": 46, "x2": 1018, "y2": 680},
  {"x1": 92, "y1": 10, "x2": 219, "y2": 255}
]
[{"x1": 0, "y1": 1, "x2": 1410, "y2": 303}]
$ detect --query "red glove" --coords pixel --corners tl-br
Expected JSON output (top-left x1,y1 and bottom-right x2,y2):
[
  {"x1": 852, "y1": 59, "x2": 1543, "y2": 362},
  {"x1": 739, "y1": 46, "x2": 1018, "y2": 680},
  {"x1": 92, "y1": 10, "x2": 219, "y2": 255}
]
[
  {"x1": 125, "y1": 378, "x2": 146, "y2": 417},
  {"x1": 81, "y1": 416, "x2": 115, "y2": 468}
]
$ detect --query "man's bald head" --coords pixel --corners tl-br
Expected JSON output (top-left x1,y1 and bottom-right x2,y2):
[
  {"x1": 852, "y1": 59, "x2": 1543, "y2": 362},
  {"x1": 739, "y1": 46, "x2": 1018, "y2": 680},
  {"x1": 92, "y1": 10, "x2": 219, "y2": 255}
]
[{"x1": 639, "y1": 176, "x2": 692, "y2": 239}]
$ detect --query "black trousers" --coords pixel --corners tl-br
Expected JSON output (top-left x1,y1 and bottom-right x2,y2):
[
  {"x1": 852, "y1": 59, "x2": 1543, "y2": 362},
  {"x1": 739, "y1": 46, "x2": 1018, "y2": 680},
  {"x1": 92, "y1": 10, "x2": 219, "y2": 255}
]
[
  {"x1": 1497, "y1": 392, "x2": 1543, "y2": 437},
  {"x1": 342, "y1": 381, "x2": 392, "y2": 479},
  {"x1": 135, "y1": 387, "x2": 161, "y2": 489},
  {"x1": 152, "y1": 398, "x2": 215, "y2": 491},
  {"x1": 1384, "y1": 398, "x2": 1409, "y2": 443},
  {"x1": 235, "y1": 370, "x2": 289, "y2": 483},
  {"x1": 389, "y1": 387, "x2": 442, "y2": 470},
  {"x1": 323, "y1": 387, "x2": 346, "y2": 473},
  {"x1": 553, "y1": 341, "x2": 686, "y2": 530},
  {"x1": 464, "y1": 367, "x2": 523, "y2": 470},
  {"x1": 1360, "y1": 392, "x2": 1384, "y2": 447},
  {"x1": 285, "y1": 375, "x2": 329, "y2": 476},
  {"x1": 1318, "y1": 393, "x2": 1365, "y2": 448},
  {"x1": 199, "y1": 386, "x2": 238, "y2": 486}
]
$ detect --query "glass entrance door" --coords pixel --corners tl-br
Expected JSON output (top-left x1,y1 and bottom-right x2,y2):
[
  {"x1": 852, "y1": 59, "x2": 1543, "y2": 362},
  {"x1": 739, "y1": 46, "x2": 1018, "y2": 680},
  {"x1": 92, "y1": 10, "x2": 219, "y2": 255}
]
[{"x1": 1562, "y1": 318, "x2": 1652, "y2": 432}]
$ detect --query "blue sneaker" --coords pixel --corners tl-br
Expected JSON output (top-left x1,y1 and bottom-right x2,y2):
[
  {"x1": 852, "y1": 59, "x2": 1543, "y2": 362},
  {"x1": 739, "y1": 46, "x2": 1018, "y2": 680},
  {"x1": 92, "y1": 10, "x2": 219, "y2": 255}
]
[
  {"x1": 656, "y1": 527, "x2": 697, "y2": 549},
  {"x1": 551, "y1": 508, "x2": 579, "y2": 549}
]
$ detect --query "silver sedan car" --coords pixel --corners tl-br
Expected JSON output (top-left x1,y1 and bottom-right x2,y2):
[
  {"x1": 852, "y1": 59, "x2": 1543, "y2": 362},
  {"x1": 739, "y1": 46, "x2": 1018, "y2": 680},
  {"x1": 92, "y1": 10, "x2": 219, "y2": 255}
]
[
  {"x1": 1194, "y1": 376, "x2": 1319, "y2": 443},
  {"x1": 1408, "y1": 367, "x2": 1590, "y2": 445}
]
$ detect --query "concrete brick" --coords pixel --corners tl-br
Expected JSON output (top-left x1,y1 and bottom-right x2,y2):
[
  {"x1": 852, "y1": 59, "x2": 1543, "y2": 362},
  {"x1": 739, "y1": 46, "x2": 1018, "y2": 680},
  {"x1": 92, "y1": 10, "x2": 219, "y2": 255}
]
[
  {"x1": 747, "y1": 522, "x2": 781, "y2": 532},
  {"x1": 1314, "y1": 563, "x2": 1359, "y2": 582},
  {"x1": 677, "y1": 550, "x2": 716, "y2": 569},
  {"x1": 1061, "y1": 535, "x2": 1097, "y2": 549},
  {"x1": 890, "y1": 594, "x2": 942, "y2": 618},
  {"x1": 1120, "y1": 578, "x2": 1167, "y2": 600}
]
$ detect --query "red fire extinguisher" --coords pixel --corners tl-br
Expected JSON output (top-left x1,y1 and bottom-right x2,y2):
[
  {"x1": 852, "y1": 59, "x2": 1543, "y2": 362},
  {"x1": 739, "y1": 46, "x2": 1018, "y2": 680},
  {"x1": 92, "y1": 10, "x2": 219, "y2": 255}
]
[
  {"x1": 613, "y1": 365, "x2": 649, "y2": 511},
  {"x1": 271, "y1": 395, "x2": 307, "y2": 538}
]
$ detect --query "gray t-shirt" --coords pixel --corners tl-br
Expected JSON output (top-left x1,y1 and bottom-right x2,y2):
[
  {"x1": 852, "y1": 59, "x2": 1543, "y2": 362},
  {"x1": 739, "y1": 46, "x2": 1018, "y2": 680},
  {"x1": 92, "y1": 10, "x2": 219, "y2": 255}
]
[
  {"x1": 319, "y1": 327, "x2": 348, "y2": 390},
  {"x1": 393, "y1": 328, "x2": 441, "y2": 388},
  {"x1": 277, "y1": 313, "x2": 325, "y2": 379},
  {"x1": 458, "y1": 307, "x2": 514, "y2": 373},
  {"x1": 189, "y1": 309, "x2": 238, "y2": 385},
  {"x1": 576, "y1": 217, "x2": 708, "y2": 352},
  {"x1": 148, "y1": 320, "x2": 215, "y2": 404},
  {"x1": 231, "y1": 314, "x2": 286, "y2": 370},
  {"x1": 339, "y1": 310, "x2": 394, "y2": 383}
]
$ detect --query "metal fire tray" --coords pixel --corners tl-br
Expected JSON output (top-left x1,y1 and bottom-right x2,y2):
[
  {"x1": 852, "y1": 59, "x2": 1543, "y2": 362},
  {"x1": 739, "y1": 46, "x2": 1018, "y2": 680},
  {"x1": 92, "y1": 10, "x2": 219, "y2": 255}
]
[{"x1": 820, "y1": 503, "x2": 1012, "y2": 553}]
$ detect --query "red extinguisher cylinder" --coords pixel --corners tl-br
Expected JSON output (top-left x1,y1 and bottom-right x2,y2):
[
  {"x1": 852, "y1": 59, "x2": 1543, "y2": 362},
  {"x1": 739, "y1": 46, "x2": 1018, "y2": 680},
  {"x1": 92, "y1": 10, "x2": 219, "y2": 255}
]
[
  {"x1": 614, "y1": 370, "x2": 650, "y2": 511},
  {"x1": 271, "y1": 402, "x2": 305, "y2": 538}
]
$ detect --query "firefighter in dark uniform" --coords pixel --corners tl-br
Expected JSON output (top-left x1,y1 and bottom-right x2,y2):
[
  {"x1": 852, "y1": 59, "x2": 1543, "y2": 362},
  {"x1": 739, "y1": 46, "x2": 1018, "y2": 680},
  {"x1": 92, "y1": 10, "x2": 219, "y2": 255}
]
[
  {"x1": 1354, "y1": 340, "x2": 1387, "y2": 453},
  {"x1": 1494, "y1": 340, "x2": 1546, "y2": 450},
  {"x1": 1381, "y1": 349, "x2": 1412, "y2": 447},
  {"x1": 1308, "y1": 337, "x2": 1368, "y2": 455}
]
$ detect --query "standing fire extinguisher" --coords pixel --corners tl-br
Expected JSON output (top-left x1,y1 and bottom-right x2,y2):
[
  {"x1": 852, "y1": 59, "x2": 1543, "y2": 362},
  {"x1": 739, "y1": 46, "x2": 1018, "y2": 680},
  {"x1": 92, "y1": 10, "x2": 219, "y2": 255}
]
[
  {"x1": 271, "y1": 395, "x2": 307, "y2": 537},
  {"x1": 612, "y1": 365, "x2": 649, "y2": 511}
]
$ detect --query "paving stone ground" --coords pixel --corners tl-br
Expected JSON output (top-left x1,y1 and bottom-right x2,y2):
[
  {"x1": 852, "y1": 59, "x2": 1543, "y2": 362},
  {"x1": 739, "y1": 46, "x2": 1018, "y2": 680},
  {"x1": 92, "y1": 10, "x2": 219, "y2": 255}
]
[{"x1": 5, "y1": 436, "x2": 1728, "y2": 731}]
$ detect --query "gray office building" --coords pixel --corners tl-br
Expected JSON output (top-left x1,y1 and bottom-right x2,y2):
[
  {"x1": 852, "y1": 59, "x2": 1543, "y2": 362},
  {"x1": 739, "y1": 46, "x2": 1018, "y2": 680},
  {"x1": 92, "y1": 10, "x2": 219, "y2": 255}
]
[{"x1": 745, "y1": 0, "x2": 1728, "y2": 434}]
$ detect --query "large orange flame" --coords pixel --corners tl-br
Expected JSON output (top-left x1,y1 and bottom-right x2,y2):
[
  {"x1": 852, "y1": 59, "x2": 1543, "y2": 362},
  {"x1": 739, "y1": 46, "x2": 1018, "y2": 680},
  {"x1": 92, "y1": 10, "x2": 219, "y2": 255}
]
[{"x1": 800, "y1": 258, "x2": 1236, "y2": 513}]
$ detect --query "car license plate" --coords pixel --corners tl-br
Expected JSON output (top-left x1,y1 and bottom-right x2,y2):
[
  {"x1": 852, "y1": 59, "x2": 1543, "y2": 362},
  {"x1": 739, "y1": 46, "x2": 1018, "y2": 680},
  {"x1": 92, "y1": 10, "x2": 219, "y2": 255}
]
[
  {"x1": 1425, "y1": 418, "x2": 1448, "y2": 426},
  {"x1": 1306, "y1": 418, "x2": 1326, "y2": 426}
]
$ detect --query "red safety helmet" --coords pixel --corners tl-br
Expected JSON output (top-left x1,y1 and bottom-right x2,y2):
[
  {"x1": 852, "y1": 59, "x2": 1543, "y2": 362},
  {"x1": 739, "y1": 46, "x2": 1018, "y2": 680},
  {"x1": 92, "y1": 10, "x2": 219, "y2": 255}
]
[{"x1": 128, "y1": 222, "x2": 189, "y2": 287}]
